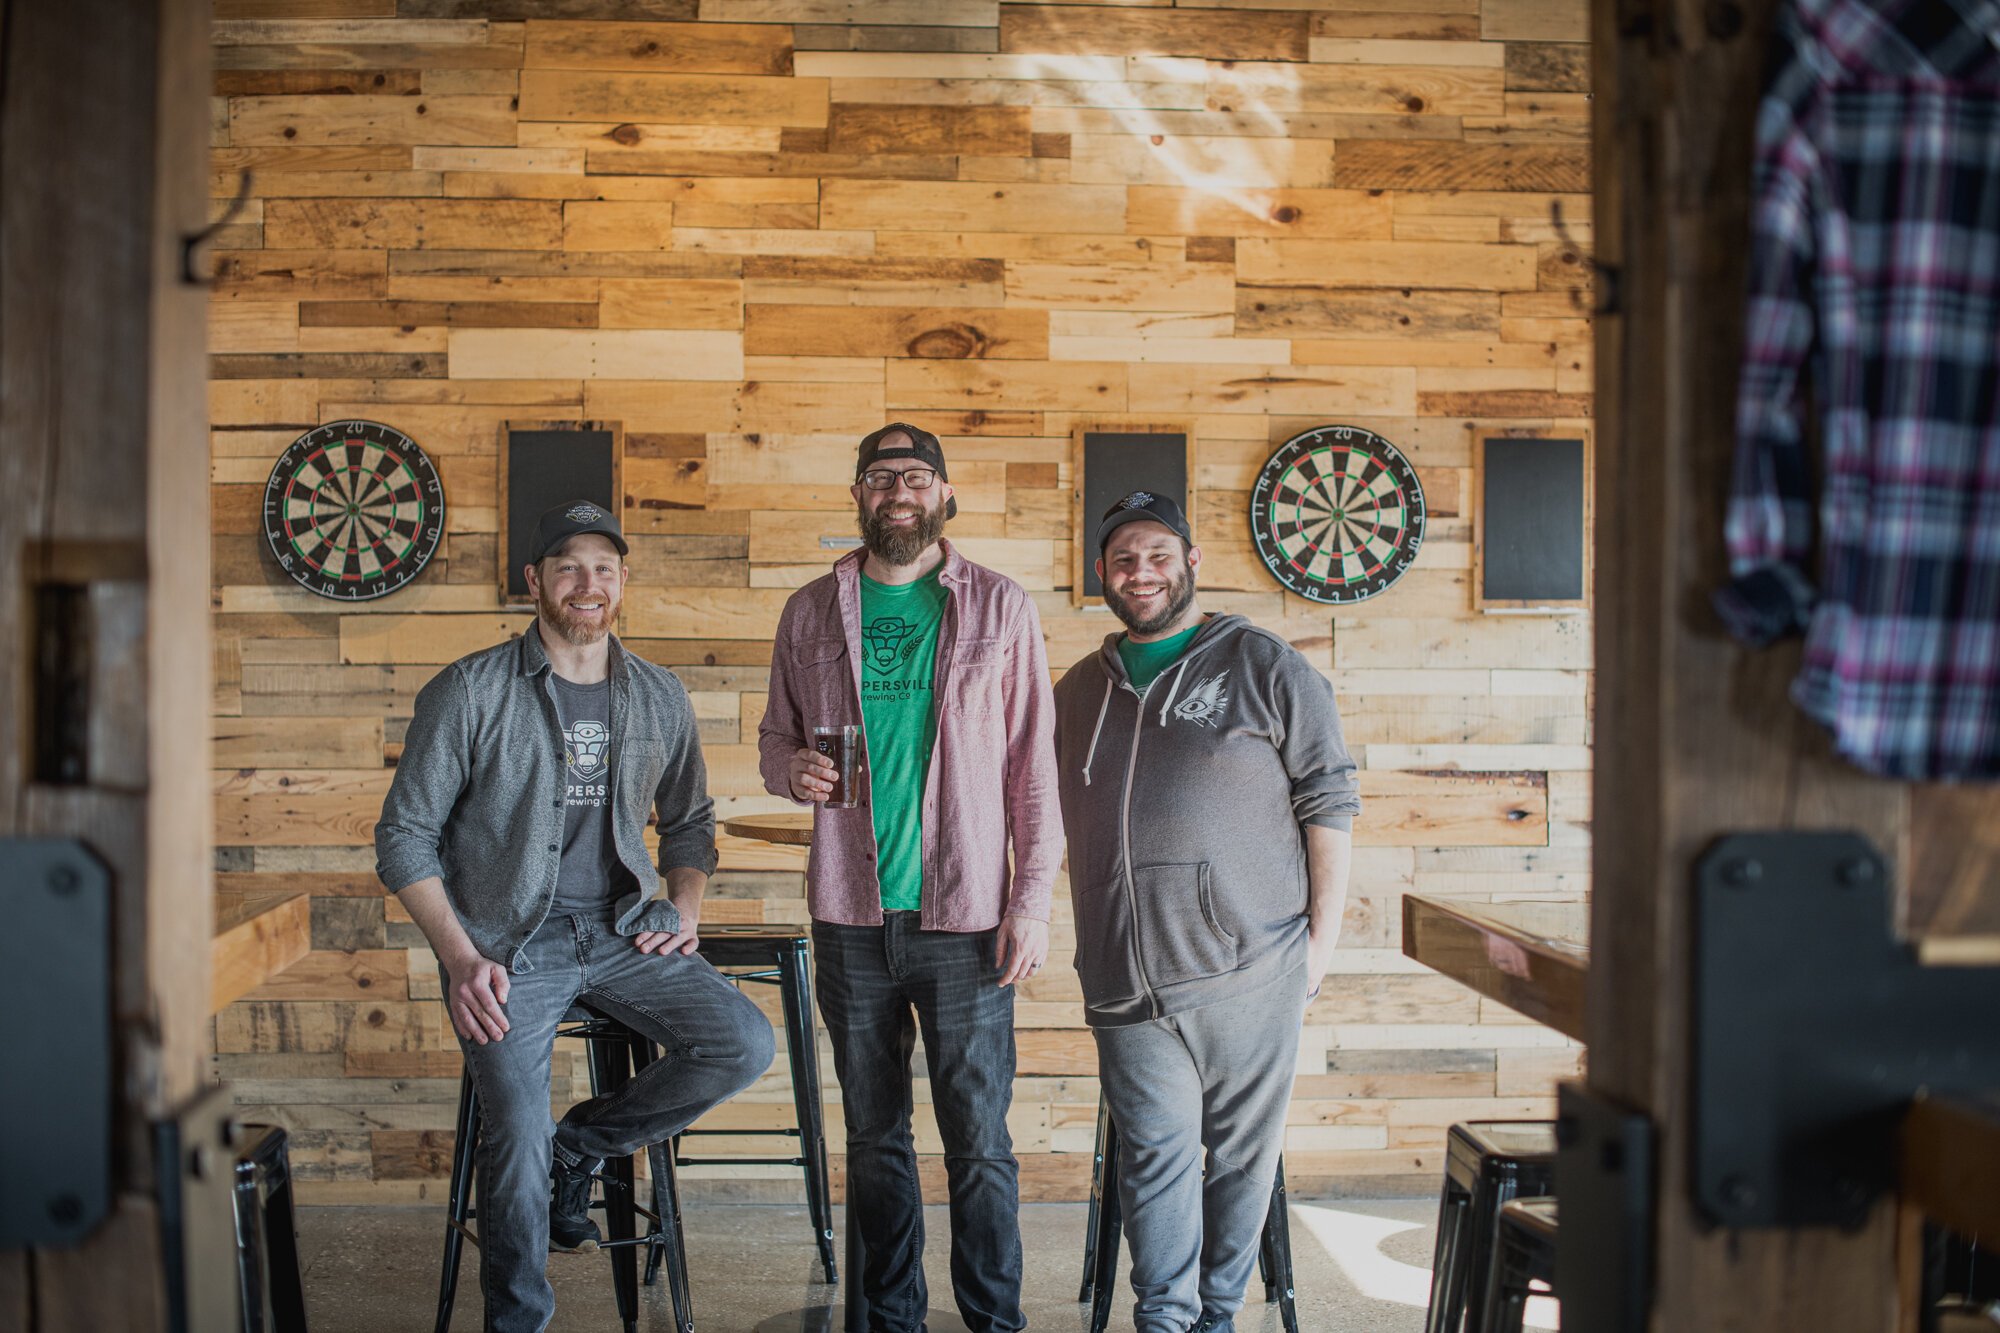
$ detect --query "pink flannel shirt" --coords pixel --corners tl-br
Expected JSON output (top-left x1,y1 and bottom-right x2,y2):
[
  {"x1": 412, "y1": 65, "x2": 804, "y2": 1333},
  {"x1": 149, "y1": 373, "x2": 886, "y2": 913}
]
[{"x1": 757, "y1": 541, "x2": 1062, "y2": 929}]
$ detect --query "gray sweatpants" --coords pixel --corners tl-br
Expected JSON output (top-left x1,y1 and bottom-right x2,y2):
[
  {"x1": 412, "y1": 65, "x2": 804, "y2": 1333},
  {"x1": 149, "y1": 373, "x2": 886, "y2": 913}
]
[{"x1": 1094, "y1": 967, "x2": 1308, "y2": 1333}]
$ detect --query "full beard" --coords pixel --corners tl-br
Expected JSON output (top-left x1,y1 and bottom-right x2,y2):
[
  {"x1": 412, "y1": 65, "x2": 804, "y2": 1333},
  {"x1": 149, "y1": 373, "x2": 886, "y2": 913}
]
[
  {"x1": 858, "y1": 498, "x2": 946, "y2": 567},
  {"x1": 1104, "y1": 564, "x2": 1196, "y2": 636},
  {"x1": 537, "y1": 586, "x2": 621, "y2": 646}
]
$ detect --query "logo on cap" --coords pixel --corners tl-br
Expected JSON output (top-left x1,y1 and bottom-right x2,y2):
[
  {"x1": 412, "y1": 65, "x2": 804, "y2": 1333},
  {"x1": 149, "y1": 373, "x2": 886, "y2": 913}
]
[
  {"x1": 564, "y1": 503, "x2": 602, "y2": 523},
  {"x1": 1123, "y1": 492, "x2": 1156, "y2": 509}
]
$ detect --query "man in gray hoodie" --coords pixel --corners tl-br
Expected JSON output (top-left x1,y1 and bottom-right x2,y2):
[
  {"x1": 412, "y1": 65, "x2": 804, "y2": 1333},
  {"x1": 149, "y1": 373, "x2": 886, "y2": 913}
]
[{"x1": 1054, "y1": 492, "x2": 1359, "y2": 1333}]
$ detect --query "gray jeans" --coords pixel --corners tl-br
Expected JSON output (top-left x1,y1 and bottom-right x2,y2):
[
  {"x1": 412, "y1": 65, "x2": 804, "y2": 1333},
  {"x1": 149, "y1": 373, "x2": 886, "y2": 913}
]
[
  {"x1": 453, "y1": 910, "x2": 774, "y2": 1333},
  {"x1": 1094, "y1": 966, "x2": 1308, "y2": 1333}
]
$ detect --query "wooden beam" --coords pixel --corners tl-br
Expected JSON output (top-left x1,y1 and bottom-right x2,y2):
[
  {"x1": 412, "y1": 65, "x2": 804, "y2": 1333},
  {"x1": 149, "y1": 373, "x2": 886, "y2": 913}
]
[
  {"x1": 1, "y1": 0, "x2": 211, "y2": 1323},
  {"x1": 1589, "y1": 0, "x2": 1906, "y2": 1324}
]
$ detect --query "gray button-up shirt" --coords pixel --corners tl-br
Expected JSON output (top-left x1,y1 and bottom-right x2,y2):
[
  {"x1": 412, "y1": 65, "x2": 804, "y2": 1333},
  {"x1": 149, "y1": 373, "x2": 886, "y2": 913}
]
[{"x1": 375, "y1": 623, "x2": 716, "y2": 973}]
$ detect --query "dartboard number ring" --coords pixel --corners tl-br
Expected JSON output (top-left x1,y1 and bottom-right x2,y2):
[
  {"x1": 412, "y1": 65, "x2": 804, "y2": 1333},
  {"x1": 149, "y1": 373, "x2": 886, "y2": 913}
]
[
  {"x1": 1249, "y1": 425, "x2": 1426, "y2": 605},
  {"x1": 263, "y1": 420, "x2": 444, "y2": 601}
]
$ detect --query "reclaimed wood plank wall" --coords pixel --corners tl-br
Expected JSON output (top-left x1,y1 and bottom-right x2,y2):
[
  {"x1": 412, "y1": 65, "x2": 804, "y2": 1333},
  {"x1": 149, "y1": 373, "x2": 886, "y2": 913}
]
[{"x1": 207, "y1": 0, "x2": 1591, "y2": 1205}]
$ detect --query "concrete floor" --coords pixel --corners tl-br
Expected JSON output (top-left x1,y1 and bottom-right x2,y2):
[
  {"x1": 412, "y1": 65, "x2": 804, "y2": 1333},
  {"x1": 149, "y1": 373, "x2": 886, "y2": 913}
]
[{"x1": 292, "y1": 1198, "x2": 1563, "y2": 1332}]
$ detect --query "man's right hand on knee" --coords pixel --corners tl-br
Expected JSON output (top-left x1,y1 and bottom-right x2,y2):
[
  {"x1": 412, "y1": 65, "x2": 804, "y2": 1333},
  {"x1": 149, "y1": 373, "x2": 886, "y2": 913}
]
[{"x1": 447, "y1": 951, "x2": 511, "y2": 1045}]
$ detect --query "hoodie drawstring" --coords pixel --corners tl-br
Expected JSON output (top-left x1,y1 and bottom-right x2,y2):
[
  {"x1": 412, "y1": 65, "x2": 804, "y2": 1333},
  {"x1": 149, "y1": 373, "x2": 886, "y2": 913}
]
[
  {"x1": 1080, "y1": 676, "x2": 1112, "y2": 786},
  {"x1": 1154, "y1": 655, "x2": 1194, "y2": 727}
]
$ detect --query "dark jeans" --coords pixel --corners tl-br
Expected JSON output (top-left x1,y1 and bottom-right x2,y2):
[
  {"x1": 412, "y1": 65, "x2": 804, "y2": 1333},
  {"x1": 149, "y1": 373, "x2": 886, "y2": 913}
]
[
  {"x1": 452, "y1": 911, "x2": 774, "y2": 1333},
  {"x1": 813, "y1": 914, "x2": 1025, "y2": 1333}
]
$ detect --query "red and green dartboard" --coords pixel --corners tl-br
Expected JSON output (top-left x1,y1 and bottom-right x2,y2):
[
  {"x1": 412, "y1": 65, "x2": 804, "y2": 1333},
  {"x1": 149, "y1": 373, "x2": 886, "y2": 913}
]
[
  {"x1": 1249, "y1": 425, "x2": 1426, "y2": 605},
  {"x1": 262, "y1": 420, "x2": 444, "y2": 601}
]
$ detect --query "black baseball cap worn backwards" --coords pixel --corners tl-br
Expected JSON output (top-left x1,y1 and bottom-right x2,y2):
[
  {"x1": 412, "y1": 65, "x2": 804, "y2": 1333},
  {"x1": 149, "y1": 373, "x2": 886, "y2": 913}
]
[
  {"x1": 857, "y1": 421, "x2": 957, "y2": 520},
  {"x1": 1097, "y1": 491, "x2": 1193, "y2": 554},
  {"x1": 529, "y1": 499, "x2": 629, "y2": 564}
]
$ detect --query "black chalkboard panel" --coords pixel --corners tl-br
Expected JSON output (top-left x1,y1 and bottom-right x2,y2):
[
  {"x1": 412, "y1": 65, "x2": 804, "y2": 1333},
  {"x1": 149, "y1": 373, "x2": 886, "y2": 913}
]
[
  {"x1": 501, "y1": 421, "x2": 622, "y2": 604},
  {"x1": 1072, "y1": 425, "x2": 1194, "y2": 603},
  {"x1": 1477, "y1": 435, "x2": 1589, "y2": 608}
]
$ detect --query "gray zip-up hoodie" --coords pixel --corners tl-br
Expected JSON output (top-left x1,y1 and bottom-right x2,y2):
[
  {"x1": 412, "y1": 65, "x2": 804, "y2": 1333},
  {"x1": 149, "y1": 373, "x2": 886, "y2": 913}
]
[{"x1": 1053, "y1": 614, "x2": 1360, "y2": 1027}]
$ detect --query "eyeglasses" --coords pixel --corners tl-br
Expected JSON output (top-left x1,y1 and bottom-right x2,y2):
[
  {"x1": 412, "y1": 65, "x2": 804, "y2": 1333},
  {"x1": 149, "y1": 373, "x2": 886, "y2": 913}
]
[{"x1": 859, "y1": 467, "x2": 940, "y2": 491}]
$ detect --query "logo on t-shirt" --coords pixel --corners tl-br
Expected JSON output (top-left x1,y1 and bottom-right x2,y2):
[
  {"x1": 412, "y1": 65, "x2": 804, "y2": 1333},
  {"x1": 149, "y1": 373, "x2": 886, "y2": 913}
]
[
  {"x1": 564, "y1": 719, "x2": 609, "y2": 780},
  {"x1": 1172, "y1": 671, "x2": 1231, "y2": 728},
  {"x1": 862, "y1": 615, "x2": 920, "y2": 671}
]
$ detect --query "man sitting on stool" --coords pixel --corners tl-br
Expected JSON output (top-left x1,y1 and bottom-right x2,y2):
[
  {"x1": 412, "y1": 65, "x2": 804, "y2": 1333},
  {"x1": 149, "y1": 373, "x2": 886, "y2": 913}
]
[
  {"x1": 376, "y1": 500, "x2": 773, "y2": 1333},
  {"x1": 1054, "y1": 493, "x2": 1360, "y2": 1333}
]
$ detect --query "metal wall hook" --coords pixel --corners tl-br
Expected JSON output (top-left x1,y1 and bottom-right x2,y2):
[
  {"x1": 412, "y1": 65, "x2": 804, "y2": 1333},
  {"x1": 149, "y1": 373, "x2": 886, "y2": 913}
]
[
  {"x1": 1551, "y1": 199, "x2": 1622, "y2": 317},
  {"x1": 182, "y1": 170, "x2": 252, "y2": 287}
]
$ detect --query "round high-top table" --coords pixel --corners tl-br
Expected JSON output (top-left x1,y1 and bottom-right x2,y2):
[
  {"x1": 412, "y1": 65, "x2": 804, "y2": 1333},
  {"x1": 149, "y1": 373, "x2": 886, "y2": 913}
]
[
  {"x1": 723, "y1": 811, "x2": 972, "y2": 1333},
  {"x1": 721, "y1": 812, "x2": 815, "y2": 847}
]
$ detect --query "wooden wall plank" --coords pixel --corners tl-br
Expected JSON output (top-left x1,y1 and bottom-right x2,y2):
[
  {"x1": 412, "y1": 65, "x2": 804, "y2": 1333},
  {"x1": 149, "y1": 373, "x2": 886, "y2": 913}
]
[
  {"x1": 1333, "y1": 140, "x2": 1590, "y2": 190},
  {"x1": 999, "y1": 6, "x2": 1311, "y2": 61},
  {"x1": 744, "y1": 305, "x2": 1048, "y2": 359},
  {"x1": 820, "y1": 180, "x2": 1126, "y2": 233},
  {"x1": 522, "y1": 20, "x2": 793, "y2": 76},
  {"x1": 518, "y1": 70, "x2": 831, "y2": 127},
  {"x1": 229, "y1": 93, "x2": 517, "y2": 144}
]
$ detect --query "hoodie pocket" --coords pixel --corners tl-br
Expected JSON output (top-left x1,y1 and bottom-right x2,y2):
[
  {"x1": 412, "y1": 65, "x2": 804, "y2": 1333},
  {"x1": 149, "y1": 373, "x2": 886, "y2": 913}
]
[
  {"x1": 1132, "y1": 861, "x2": 1238, "y2": 987},
  {"x1": 1073, "y1": 877, "x2": 1143, "y2": 1009}
]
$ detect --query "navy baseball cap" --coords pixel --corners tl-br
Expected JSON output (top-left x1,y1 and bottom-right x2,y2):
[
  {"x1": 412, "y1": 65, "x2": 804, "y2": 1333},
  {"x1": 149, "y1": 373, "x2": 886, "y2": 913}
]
[
  {"x1": 528, "y1": 499, "x2": 628, "y2": 564},
  {"x1": 857, "y1": 422, "x2": 957, "y2": 520},
  {"x1": 1096, "y1": 491, "x2": 1193, "y2": 554}
]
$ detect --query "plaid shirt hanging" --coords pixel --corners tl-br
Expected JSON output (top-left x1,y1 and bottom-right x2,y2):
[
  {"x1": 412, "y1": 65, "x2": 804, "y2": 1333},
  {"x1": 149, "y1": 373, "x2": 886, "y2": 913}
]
[{"x1": 1716, "y1": 0, "x2": 2000, "y2": 781}]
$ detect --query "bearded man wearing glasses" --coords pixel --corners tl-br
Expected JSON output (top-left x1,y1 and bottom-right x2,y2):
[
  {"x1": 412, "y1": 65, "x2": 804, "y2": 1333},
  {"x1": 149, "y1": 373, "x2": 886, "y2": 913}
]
[{"x1": 758, "y1": 423, "x2": 1062, "y2": 1333}]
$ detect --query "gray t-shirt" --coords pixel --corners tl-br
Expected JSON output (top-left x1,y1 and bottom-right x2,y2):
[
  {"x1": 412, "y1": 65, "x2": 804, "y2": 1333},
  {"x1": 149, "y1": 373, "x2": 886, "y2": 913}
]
[{"x1": 549, "y1": 674, "x2": 634, "y2": 916}]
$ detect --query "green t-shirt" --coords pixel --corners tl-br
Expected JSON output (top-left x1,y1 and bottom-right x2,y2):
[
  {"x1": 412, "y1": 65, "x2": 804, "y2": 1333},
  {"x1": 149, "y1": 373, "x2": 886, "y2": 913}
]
[
  {"x1": 1117, "y1": 622, "x2": 1202, "y2": 694},
  {"x1": 859, "y1": 569, "x2": 948, "y2": 912}
]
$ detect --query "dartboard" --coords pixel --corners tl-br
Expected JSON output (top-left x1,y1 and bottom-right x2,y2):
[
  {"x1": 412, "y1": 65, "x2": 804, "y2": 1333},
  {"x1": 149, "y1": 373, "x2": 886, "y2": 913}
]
[
  {"x1": 263, "y1": 420, "x2": 444, "y2": 601},
  {"x1": 1249, "y1": 425, "x2": 1426, "y2": 605}
]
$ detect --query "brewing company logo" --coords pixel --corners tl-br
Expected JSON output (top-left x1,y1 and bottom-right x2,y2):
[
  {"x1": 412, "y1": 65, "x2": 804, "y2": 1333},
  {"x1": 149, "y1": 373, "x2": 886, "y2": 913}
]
[
  {"x1": 863, "y1": 615, "x2": 920, "y2": 670},
  {"x1": 1172, "y1": 671, "x2": 1231, "y2": 727},
  {"x1": 565, "y1": 719, "x2": 609, "y2": 779}
]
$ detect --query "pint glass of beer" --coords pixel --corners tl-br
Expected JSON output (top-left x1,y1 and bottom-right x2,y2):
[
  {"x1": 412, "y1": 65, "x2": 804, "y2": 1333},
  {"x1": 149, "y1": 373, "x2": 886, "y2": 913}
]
[{"x1": 811, "y1": 724, "x2": 864, "y2": 809}]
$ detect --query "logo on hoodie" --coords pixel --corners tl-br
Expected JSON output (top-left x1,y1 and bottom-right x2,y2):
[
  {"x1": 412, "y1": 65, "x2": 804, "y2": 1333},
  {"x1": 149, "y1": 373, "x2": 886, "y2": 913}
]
[{"x1": 1172, "y1": 671, "x2": 1231, "y2": 727}]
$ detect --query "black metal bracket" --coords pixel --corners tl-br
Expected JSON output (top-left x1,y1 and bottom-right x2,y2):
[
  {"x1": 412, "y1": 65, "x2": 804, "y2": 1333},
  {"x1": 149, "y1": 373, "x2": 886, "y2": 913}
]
[
  {"x1": 1693, "y1": 831, "x2": 2000, "y2": 1228},
  {"x1": 1554, "y1": 1082, "x2": 1654, "y2": 1333},
  {"x1": 0, "y1": 838, "x2": 111, "y2": 1247}
]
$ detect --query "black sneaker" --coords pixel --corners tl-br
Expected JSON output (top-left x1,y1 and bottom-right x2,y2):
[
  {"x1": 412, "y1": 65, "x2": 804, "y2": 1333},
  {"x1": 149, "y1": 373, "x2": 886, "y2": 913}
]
[{"x1": 549, "y1": 1152, "x2": 602, "y2": 1252}]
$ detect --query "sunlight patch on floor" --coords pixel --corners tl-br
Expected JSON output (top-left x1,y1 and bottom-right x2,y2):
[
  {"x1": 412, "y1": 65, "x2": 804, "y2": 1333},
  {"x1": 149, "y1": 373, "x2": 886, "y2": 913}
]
[{"x1": 1291, "y1": 1204, "x2": 1559, "y2": 1330}]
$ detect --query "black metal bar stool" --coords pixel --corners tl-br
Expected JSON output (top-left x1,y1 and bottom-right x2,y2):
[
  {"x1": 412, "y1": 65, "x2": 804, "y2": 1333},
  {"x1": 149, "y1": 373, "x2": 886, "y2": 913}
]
[
  {"x1": 1422, "y1": 1121, "x2": 1557, "y2": 1333},
  {"x1": 434, "y1": 1006, "x2": 692, "y2": 1333},
  {"x1": 1478, "y1": 1197, "x2": 1557, "y2": 1333},
  {"x1": 680, "y1": 924, "x2": 838, "y2": 1285},
  {"x1": 233, "y1": 1124, "x2": 309, "y2": 1333},
  {"x1": 1076, "y1": 1096, "x2": 1300, "y2": 1333}
]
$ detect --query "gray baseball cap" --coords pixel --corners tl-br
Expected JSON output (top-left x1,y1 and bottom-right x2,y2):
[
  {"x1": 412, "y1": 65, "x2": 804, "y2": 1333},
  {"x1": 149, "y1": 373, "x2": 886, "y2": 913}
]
[
  {"x1": 1096, "y1": 491, "x2": 1192, "y2": 554},
  {"x1": 528, "y1": 499, "x2": 628, "y2": 563}
]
